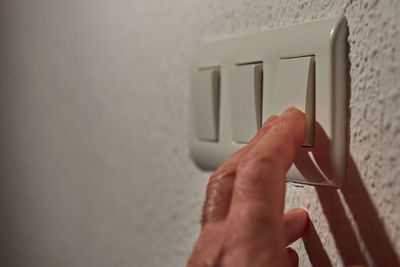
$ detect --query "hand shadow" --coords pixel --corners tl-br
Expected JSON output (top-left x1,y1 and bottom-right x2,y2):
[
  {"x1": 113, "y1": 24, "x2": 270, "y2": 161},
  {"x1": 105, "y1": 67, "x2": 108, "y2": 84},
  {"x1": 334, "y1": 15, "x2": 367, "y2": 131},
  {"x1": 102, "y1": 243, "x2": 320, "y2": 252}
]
[
  {"x1": 293, "y1": 122, "x2": 400, "y2": 267},
  {"x1": 302, "y1": 220, "x2": 333, "y2": 267}
]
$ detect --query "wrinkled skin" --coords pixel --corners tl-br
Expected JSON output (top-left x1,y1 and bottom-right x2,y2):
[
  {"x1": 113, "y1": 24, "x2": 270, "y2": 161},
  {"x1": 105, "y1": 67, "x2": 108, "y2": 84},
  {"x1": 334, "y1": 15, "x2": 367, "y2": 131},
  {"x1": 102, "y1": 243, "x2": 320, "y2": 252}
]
[{"x1": 187, "y1": 107, "x2": 309, "y2": 267}]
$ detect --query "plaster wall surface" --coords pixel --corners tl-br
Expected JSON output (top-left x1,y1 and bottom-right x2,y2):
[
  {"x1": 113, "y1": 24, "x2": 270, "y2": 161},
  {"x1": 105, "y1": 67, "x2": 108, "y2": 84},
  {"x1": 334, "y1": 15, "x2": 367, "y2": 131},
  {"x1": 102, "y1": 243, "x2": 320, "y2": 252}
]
[{"x1": 0, "y1": 0, "x2": 399, "y2": 266}]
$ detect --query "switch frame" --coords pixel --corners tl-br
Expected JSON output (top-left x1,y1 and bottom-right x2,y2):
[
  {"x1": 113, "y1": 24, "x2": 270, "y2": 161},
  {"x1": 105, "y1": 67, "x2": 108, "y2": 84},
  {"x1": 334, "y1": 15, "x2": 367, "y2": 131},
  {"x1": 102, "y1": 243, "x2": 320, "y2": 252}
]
[{"x1": 189, "y1": 16, "x2": 348, "y2": 187}]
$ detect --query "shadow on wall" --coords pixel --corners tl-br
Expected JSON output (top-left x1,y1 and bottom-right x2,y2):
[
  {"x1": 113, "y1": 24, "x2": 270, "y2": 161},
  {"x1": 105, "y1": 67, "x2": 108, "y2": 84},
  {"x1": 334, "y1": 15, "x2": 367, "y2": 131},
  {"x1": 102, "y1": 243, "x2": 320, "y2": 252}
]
[{"x1": 295, "y1": 122, "x2": 400, "y2": 267}]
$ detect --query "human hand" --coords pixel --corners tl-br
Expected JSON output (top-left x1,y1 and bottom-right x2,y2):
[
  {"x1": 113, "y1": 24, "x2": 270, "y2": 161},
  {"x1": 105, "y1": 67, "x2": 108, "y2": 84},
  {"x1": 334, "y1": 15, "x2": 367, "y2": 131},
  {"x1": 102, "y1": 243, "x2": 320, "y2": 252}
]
[{"x1": 187, "y1": 107, "x2": 310, "y2": 267}]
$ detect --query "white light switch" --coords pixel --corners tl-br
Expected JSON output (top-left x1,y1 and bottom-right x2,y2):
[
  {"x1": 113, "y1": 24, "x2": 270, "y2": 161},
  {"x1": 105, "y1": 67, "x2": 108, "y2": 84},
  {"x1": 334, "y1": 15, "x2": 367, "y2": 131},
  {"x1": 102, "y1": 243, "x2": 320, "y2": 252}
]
[
  {"x1": 229, "y1": 64, "x2": 262, "y2": 143},
  {"x1": 265, "y1": 56, "x2": 315, "y2": 146},
  {"x1": 192, "y1": 69, "x2": 220, "y2": 141}
]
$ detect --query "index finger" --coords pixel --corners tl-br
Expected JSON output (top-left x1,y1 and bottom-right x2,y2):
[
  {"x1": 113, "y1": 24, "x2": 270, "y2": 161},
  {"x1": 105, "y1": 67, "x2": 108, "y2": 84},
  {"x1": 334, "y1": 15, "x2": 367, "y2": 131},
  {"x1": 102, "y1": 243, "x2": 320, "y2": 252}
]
[
  {"x1": 201, "y1": 115, "x2": 279, "y2": 226},
  {"x1": 231, "y1": 107, "x2": 306, "y2": 218}
]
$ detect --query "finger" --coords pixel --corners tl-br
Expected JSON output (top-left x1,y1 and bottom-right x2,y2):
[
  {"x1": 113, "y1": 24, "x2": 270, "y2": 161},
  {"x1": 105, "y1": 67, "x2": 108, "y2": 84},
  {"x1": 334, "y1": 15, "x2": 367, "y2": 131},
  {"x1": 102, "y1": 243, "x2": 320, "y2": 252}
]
[
  {"x1": 201, "y1": 115, "x2": 278, "y2": 226},
  {"x1": 231, "y1": 107, "x2": 306, "y2": 217},
  {"x1": 287, "y1": 247, "x2": 299, "y2": 267},
  {"x1": 284, "y1": 208, "x2": 309, "y2": 245}
]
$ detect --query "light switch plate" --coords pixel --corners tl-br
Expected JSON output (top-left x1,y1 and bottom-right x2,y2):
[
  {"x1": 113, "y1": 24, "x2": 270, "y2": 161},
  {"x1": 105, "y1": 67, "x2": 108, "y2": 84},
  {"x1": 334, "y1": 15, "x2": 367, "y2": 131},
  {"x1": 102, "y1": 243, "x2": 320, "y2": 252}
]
[{"x1": 189, "y1": 16, "x2": 348, "y2": 187}]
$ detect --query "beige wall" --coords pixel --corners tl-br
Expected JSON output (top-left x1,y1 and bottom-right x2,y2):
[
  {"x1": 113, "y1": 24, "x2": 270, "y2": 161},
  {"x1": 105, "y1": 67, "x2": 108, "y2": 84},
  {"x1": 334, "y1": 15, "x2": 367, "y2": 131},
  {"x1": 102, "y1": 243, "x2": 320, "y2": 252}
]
[{"x1": 0, "y1": 0, "x2": 399, "y2": 266}]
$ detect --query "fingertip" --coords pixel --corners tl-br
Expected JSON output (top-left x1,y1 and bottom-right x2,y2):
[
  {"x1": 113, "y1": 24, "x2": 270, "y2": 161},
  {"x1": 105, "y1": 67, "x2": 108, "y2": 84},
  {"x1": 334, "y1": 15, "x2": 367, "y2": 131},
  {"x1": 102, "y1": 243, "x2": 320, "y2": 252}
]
[
  {"x1": 293, "y1": 208, "x2": 310, "y2": 227},
  {"x1": 291, "y1": 207, "x2": 310, "y2": 230},
  {"x1": 281, "y1": 107, "x2": 304, "y2": 117},
  {"x1": 272, "y1": 107, "x2": 306, "y2": 150},
  {"x1": 287, "y1": 247, "x2": 299, "y2": 267},
  {"x1": 279, "y1": 107, "x2": 306, "y2": 131},
  {"x1": 284, "y1": 208, "x2": 310, "y2": 245}
]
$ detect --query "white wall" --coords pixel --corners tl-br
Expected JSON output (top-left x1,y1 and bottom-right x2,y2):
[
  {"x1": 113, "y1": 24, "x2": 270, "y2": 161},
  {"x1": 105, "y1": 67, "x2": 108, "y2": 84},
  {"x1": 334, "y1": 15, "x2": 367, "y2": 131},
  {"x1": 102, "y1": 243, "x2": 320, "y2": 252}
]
[{"x1": 0, "y1": 0, "x2": 399, "y2": 266}]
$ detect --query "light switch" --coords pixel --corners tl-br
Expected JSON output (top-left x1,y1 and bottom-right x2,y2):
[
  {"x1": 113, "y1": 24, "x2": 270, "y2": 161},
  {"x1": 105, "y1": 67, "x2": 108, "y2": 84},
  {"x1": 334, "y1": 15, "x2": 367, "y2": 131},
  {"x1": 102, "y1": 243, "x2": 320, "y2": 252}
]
[
  {"x1": 190, "y1": 16, "x2": 348, "y2": 187},
  {"x1": 265, "y1": 56, "x2": 315, "y2": 146},
  {"x1": 229, "y1": 64, "x2": 262, "y2": 143},
  {"x1": 192, "y1": 69, "x2": 220, "y2": 141}
]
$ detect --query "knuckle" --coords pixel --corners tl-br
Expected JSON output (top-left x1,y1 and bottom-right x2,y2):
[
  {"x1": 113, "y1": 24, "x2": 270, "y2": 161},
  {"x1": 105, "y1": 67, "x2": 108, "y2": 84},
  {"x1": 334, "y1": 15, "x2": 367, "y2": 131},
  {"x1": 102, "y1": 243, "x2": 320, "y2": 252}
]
[
  {"x1": 207, "y1": 165, "x2": 236, "y2": 190},
  {"x1": 202, "y1": 165, "x2": 236, "y2": 225}
]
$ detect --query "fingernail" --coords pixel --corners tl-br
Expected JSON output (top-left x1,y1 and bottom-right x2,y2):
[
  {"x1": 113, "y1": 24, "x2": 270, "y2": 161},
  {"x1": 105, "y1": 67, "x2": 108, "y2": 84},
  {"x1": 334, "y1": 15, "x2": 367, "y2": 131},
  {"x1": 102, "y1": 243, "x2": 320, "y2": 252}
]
[
  {"x1": 281, "y1": 107, "x2": 297, "y2": 117},
  {"x1": 261, "y1": 115, "x2": 278, "y2": 128}
]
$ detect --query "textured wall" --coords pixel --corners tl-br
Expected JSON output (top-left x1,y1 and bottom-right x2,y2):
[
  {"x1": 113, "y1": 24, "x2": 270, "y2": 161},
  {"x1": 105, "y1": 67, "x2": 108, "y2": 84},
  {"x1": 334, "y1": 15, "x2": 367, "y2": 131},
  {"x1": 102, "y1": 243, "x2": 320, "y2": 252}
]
[{"x1": 0, "y1": 0, "x2": 399, "y2": 266}]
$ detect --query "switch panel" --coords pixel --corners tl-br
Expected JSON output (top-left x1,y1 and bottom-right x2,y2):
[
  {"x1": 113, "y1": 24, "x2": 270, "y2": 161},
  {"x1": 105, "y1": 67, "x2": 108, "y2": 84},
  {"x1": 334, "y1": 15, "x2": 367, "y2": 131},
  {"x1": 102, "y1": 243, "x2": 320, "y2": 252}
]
[
  {"x1": 265, "y1": 57, "x2": 315, "y2": 146},
  {"x1": 189, "y1": 16, "x2": 348, "y2": 187},
  {"x1": 229, "y1": 64, "x2": 263, "y2": 143},
  {"x1": 191, "y1": 69, "x2": 220, "y2": 141}
]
